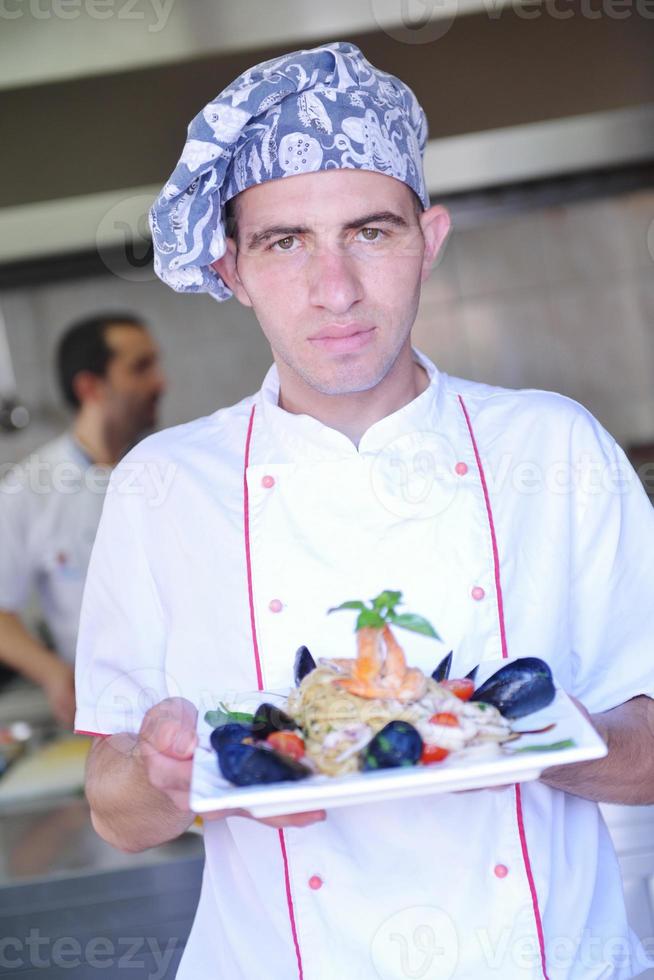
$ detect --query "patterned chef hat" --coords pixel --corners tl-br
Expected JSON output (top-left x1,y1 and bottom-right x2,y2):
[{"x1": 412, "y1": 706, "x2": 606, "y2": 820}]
[{"x1": 148, "y1": 40, "x2": 429, "y2": 302}]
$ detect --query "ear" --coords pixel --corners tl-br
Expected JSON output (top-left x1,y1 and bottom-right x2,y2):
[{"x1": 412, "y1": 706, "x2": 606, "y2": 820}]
[
  {"x1": 419, "y1": 205, "x2": 452, "y2": 283},
  {"x1": 72, "y1": 370, "x2": 105, "y2": 407},
  {"x1": 210, "y1": 238, "x2": 253, "y2": 308}
]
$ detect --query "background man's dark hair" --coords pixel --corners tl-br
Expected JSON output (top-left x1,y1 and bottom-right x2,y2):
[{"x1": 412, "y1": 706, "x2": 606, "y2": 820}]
[{"x1": 56, "y1": 313, "x2": 145, "y2": 410}]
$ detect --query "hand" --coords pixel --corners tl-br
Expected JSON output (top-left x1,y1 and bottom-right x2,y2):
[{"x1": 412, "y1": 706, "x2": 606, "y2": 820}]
[
  {"x1": 138, "y1": 698, "x2": 326, "y2": 829},
  {"x1": 567, "y1": 693, "x2": 601, "y2": 733},
  {"x1": 43, "y1": 660, "x2": 76, "y2": 729}
]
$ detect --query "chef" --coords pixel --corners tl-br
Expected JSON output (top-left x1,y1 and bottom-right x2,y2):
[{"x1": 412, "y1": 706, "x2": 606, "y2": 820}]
[
  {"x1": 0, "y1": 312, "x2": 165, "y2": 726},
  {"x1": 75, "y1": 42, "x2": 654, "y2": 979}
]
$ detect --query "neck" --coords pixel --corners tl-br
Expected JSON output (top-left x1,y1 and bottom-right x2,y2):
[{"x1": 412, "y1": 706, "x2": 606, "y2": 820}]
[
  {"x1": 276, "y1": 345, "x2": 430, "y2": 446},
  {"x1": 72, "y1": 406, "x2": 126, "y2": 466}
]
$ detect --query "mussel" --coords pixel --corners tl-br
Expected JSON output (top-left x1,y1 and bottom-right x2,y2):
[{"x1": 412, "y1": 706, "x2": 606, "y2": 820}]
[
  {"x1": 252, "y1": 702, "x2": 298, "y2": 740},
  {"x1": 210, "y1": 722, "x2": 252, "y2": 754},
  {"x1": 465, "y1": 665, "x2": 479, "y2": 683},
  {"x1": 431, "y1": 651, "x2": 453, "y2": 682},
  {"x1": 471, "y1": 657, "x2": 555, "y2": 719},
  {"x1": 361, "y1": 721, "x2": 423, "y2": 771},
  {"x1": 217, "y1": 741, "x2": 311, "y2": 786},
  {"x1": 294, "y1": 645, "x2": 316, "y2": 685}
]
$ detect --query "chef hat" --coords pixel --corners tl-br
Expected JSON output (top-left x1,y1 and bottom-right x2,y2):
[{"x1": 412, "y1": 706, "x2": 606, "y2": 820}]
[{"x1": 148, "y1": 41, "x2": 430, "y2": 302}]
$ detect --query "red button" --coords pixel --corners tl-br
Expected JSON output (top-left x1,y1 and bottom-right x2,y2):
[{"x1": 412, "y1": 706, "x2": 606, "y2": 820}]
[
  {"x1": 308, "y1": 875, "x2": 323, "y2": 890},
  {"x1": 269, "y1": 599, "x2": 283, "y2": 613},
  {"x1": 455, "y1": 462, "x2": 469, "y2": 476},
  {"x1": 262, "y1": 475, "x2": 275, "y2": 489},
  {"x1": 494, "y1": 864, "x2": 509, "y2": 878},
  {"x1": 471, "y1": 586, "x2": 485, "y2": 601}
]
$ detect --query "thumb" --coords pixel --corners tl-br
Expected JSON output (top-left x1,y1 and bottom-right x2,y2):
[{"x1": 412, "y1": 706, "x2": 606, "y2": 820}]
[
  {"x1": 169, "y1": 726, "x2": 198, "y2": 759},
  {"x1": 140, "y1": 697, "x2": 198, "y2": 758},
  {"x1": 144, "y1": 718, "x2": 198, "y2": 760}
]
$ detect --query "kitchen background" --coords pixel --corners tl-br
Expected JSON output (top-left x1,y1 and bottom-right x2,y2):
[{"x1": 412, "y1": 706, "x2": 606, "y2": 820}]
[{"x1": 0, "y1": 1, "x2": 653, "y2": 976}]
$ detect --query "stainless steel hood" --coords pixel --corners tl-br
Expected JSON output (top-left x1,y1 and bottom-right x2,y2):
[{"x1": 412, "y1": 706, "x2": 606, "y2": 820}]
[{"x1": 0, "y1": 3, "x2": 652, "y2": 263}]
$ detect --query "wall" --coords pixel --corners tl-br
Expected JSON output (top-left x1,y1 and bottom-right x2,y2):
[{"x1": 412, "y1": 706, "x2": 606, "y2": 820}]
[{"x1": 1, "y1": 185, "x2": 653, "y2": 466}]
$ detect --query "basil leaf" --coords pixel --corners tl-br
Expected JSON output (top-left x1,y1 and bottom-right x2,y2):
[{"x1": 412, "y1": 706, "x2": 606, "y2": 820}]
[
  {"x1": 356, "y1": 609, "x2": 386, "y2": 630},
  {"x1": 386, "y1": 612, "x2": 441, "y2": 640},
  {"x1": 372, "y1": 590, "x2": 403, "y2": 613},
  {"x1": 328, "y1": 600, "x2": 366, "y2": 614},
  {"x1": 204, "y1": 706, "x2": 254, "y2": 728},
  {"x1": 204, "y1": 708, "x2": 229, "y2": 728}
]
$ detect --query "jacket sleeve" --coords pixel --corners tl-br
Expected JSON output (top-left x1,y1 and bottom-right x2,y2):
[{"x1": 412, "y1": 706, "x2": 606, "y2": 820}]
[
  {"x1": 0, "y1": 465, "x2": 34, "y2": 613},
  {"x1": 569, "y1": 409, "x2": 654, "y2": 714},
  {"x1": 74, "y1": 463, "x2": 170, "y2": 736}
]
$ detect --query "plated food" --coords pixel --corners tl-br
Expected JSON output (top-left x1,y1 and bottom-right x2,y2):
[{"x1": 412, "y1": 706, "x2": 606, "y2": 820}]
[{"x1": 206, "y1": 591, "x2": 560, "y2": 787}]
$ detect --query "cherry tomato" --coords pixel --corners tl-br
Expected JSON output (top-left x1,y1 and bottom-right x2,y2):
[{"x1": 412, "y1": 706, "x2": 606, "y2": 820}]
[
  {"x1": 266, "y1": 731, "x2": 306, "y2": 760},
  {"x1": 429, "y1": 712, "x2": 460, "y2": 727},
  {"x1": 441, "y1": 678, "x2": 475, "y2": 701},
  {"x1": 420, "y1": 745, "x2": 450, "y2": 764}
]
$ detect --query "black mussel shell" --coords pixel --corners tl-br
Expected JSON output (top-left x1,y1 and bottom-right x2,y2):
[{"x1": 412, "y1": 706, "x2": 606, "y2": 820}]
[
  {"x1": 210, "y1": 722, "x2": 252, "y2": 754},
  {"x1": 217, "y1": 741, "x2": 311, "y2": 786},
  {"x1": 361, "y1": 721, "x2": 424, "y2": 772},
  {"x1": 294, "y1": 645, "x2": 316, "y2": 686},
  {"x1": 465, "y1": 665, "x2": 479, "y2": 683},
  {"x1": 252, "y1": 702, "x2": 298, "y2": 740},
  {"x1": 472, "y1": 657, "x2": 555, "y2": 719},
  {"x1": 432, "y1": 651, "x2": 453, "y2": 682}
]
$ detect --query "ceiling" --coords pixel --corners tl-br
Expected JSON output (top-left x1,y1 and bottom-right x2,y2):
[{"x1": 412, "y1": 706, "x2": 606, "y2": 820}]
[{"x1": 1, "y1": 0, "x2": 653, "y2": 262}]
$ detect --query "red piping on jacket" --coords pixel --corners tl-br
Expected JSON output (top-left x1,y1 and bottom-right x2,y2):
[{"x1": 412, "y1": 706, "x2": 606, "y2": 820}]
[
  {"x1": 244, "y1": 405, "x2": 265, "y2": 692},
  {"x1": 457, "y1": 395, "x2": 508, "y2": 661},
  {"x1": 243, "y1": 404, "x2": 304, "y2": 980},
  {"x1": 458, "y1": 394, "x2": 550, "y2": 980}
]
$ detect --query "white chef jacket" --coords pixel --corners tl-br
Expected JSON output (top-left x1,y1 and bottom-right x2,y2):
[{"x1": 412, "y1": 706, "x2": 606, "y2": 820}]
[
  {"x1": 75, "y1": 348, "x2": 654, "y2": 980},
  {"x1": 0, "y1": 433, "x2": 110, "y2": 663}
]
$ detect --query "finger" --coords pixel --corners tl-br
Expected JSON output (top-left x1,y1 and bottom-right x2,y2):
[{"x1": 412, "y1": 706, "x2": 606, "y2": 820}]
[
  {"x1": 168, "y1": 791, "x2": 195, "y2": 812},
  {"x1": 143, "y1": 753, "x2": 194, "y2": 796},
  {"x1": 142, "y1": 697, "x2": 198, "y2": 735},
  {"x1": 190, "y1": 808, "x2": 328, "y2": 827},
  {"x1": 257, "y1": 810, "x2": 327, "y2": 828},
  {"x1": 146, "y1": 721, "x2": 197, "y2": 760},
  {"x1": 140, "y1": 698, "x2": 198, "y2": 758}
]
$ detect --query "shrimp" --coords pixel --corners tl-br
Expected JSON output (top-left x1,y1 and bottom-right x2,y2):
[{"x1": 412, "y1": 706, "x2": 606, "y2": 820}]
[{"x1": 335, "y1": 625, "x2": 427, "y2": 703}]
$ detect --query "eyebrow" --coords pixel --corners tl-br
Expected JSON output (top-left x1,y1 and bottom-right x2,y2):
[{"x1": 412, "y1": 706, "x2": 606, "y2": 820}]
[{"x1": 244, "y1": 210, "x2": 410, "y2": 250}]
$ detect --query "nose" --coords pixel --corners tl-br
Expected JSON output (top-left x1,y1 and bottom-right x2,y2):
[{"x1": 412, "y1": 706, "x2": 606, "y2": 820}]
[
  {"x1": 152, "y1": 366, "x2": 168, "y2": 398},
  {"x1": 307, "y1": 243, "x2": 364, "y2": 314}
]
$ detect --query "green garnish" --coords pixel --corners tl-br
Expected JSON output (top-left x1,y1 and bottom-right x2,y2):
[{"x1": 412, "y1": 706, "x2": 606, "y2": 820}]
[
  {"x1": 505, "y1": 738, "x2": 576, "y2": 754},
  {"x1": 328, "y1": 590, "x2": 441, "y2": 640},
  {"x1": 204, "y1": 701, "x2": 254, "y2": 728}
]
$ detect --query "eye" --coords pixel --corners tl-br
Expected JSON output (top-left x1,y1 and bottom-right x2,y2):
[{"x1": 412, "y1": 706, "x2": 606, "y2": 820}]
[
  {"x1": 271, "y1": 236, "x2": 298, "y2": 252},
  {"x1": 358, "y1": 227, "x2": 384, "y2": 242}
]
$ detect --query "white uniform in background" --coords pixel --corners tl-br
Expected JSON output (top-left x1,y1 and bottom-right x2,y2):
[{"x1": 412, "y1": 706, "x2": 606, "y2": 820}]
[
  {"x1": 0, "y1": 433, "x2": 110, "y2": 663},
  {"x1": 75, "y1": 349, "x2": 654, "y2": 980}
]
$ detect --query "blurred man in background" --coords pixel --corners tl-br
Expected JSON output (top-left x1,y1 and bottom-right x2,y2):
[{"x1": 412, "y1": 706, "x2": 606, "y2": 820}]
[{"x1": 0, "y1": 313, "x2": 166, "y2": 728}]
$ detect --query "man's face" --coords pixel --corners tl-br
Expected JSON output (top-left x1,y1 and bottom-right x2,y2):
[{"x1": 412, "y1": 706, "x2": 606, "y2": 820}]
[
  {"x1": 214, "y1": 169, "x2": 450, "y2": 397},
  {"x1": 100, "y1": 324, "x2": 166, "y2": 442}
]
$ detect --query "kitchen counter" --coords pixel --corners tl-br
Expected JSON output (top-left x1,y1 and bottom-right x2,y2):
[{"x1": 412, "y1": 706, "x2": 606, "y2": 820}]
[
  {"x1": 0, "y1": 680, "x2": 205, "y2": 977},
  {"x1": 0, "y1": 797, "x2": 204, "y2": 978},
  {"x1": 0, "y1": 796, "x2": 204, "y2": 886}
]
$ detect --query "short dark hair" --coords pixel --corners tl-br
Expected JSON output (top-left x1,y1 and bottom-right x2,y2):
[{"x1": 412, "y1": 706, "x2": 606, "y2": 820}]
[
  {"x1": 56, "y1": 313, "x2": 145, "y2": 410},
  {"x1": 224, "y1": 195, "x2": 240, "y2": 247}
]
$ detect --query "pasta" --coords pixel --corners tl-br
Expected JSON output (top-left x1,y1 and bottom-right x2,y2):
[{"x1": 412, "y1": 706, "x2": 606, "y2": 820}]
[{"x1": 285, "y1": 661, "x2": 512, "y2": 776}]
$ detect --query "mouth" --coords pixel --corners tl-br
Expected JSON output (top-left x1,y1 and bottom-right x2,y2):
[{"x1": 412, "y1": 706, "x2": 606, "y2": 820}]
[{"x1": 308, "y1": 325, "x2": 376, "y2": 354}]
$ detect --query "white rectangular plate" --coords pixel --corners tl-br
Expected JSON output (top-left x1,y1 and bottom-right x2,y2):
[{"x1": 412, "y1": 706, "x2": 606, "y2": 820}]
[{"x1": 190, "y1": 663, "x2": 607, "y2": 818}]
